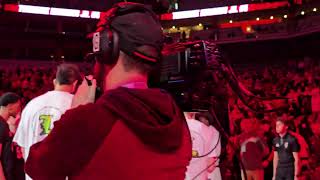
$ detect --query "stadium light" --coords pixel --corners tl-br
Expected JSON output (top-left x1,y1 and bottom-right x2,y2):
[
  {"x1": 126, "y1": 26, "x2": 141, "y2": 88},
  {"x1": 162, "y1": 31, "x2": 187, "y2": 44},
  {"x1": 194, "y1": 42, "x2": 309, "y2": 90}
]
[{"x1": 4, "y1": 2, "x2": 289, "y2": 21}]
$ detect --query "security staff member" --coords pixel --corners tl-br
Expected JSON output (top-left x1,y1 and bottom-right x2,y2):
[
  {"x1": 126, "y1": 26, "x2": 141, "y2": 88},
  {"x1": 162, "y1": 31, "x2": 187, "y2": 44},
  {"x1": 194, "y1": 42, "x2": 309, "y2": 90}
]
[{"x1": 272, "y1": 118, "x2": 300, "y2": 180}]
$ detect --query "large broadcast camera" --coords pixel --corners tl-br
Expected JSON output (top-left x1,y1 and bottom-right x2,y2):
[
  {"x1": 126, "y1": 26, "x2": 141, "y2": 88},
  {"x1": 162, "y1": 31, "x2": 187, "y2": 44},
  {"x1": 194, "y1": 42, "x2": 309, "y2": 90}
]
[{"x1": 150, "y1": 40, "x2": 288, "y2": 133}]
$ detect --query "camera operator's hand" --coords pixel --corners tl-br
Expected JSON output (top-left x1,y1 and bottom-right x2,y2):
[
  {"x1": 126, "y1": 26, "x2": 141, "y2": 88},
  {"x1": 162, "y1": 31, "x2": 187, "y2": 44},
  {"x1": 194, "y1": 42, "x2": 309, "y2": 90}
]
[
  {"x1": 71, "y1": 75, "x2": 97, "y2": 108},
  {"x1": 262, "y1": 160, "x2": 269, "y2": 168}
]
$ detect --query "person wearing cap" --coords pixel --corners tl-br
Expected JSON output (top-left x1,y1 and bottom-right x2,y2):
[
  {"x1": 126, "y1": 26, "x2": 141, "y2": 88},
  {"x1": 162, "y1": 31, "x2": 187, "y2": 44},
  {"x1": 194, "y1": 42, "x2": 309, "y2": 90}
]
[
  {"x1": 13, "y1": 63, "x2": 81, "y2": 180},
  {"x1": 25, "y1": 2, "x2": 192, "y2": 180},
  {"x1": 0, "y1": 92, "x2": 22, "y2": 180}
]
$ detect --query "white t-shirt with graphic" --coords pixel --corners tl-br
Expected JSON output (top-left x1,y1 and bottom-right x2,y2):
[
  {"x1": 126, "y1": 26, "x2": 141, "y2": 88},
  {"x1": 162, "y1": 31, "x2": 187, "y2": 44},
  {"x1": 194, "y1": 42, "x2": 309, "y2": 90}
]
[
  {"x1": 185, "y1": 118, "x2": 221, "y2": 180},
  {"x1": 13, "y1": 91, "x2": 73, "y2": 180}
]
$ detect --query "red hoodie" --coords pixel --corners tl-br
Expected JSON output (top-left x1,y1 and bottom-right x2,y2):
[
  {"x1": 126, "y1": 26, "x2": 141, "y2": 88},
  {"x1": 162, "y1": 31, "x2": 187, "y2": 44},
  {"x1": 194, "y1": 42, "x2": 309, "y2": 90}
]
[{"x1": 25, "y1": 87, "x2": 192, "y2": 180}]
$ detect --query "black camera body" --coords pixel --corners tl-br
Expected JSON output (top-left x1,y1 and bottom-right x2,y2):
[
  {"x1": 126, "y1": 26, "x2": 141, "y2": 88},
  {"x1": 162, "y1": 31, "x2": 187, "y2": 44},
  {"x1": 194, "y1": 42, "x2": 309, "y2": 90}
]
[
  {"x1": 150, "y1": 40, "x2": 287, "y2": 134},
  {"x1": 150, "y1": 40, "x2": 229, "y2": 111}
]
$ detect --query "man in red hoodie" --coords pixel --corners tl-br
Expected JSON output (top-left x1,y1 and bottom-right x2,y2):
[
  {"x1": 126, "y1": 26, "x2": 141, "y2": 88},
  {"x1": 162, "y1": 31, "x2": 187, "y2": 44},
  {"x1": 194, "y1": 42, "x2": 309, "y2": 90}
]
[{"x1": 25, "y1": 2, "x2": 192, "y2": 180}]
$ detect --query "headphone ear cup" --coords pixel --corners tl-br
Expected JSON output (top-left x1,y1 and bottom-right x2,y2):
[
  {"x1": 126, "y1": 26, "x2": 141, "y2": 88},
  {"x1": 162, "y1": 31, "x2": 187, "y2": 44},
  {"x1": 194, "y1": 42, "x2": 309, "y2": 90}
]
[
  {"x1": 99, "y1": 30, "x2": 112, "y2": 64},
  {"x1": 111, "y1": 30, "x2": 120, "y2": 64},
  {"x1": 99, "y1": 29, "x2": 119, "y2": 65}
]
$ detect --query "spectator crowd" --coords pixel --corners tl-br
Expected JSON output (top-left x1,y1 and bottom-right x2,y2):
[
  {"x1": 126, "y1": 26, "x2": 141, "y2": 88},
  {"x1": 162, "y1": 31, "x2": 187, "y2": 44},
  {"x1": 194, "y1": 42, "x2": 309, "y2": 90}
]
[
  {"x1": 225, "y1": 58, "x2": 320, "y2": 180},
  {"x1": 0, "y1": 58, "x2": 319, "y2": 180}
]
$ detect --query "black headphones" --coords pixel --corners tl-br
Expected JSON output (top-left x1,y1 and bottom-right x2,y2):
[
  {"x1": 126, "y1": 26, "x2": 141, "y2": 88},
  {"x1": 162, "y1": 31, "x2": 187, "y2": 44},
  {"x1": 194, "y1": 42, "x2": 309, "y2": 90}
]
[{"x1": 91, "y1": 2, "x2": 161, "y2": 65}]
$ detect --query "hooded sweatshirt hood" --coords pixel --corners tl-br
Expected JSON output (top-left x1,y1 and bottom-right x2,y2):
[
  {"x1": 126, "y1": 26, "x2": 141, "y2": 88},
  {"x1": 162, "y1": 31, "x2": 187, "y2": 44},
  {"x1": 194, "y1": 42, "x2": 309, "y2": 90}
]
[{"x1": 97, "y1": 87, "x2": 186, "y2": 152}]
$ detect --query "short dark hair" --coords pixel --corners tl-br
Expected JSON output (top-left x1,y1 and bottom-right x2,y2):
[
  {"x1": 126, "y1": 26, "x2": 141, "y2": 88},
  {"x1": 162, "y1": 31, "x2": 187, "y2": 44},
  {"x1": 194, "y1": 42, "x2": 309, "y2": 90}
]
[
  {"x1": 276, "y1": 118, "x2": 290, "y2": 127},
  {"x1": 56, "y1": 64, "x2": 81, "y2": 85},
  {"x1": 122, "y1": 51, "x2": 155, "y2": 74},
  {"x1": 195, "y1": 112, "x2": 215, "y2": 126},
  {"x1": 0, "y1": 92, "x2": 20, "y2": 107}
]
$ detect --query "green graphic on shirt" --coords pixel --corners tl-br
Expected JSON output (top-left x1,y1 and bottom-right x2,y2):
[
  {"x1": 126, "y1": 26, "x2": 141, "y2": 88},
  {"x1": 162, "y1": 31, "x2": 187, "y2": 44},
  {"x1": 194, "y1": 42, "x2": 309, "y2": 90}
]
[{"x1": 39, "y1": 115, "x2": 52, "y2": 135}]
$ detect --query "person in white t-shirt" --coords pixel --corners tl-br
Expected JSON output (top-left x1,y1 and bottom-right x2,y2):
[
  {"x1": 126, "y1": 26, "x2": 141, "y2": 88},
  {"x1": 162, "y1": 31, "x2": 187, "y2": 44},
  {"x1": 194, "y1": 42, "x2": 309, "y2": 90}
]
[
  {"x1": 13, "y1": 64, "x2": 81, "y2": 180},
  {"x1": 184, "y1": 112, "x2": 221, "y2": 180}
]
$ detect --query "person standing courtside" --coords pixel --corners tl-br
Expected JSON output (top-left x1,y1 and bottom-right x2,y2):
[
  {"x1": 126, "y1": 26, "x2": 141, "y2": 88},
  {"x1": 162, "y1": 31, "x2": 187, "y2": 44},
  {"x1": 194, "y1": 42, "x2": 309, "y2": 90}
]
[
  {"x1": 0, "y1": 93, "x2": 22, "y2": 180},
  {"x1": 273, "y1": 118, "x2": 300, "y2": 180},
  {"x1": 13, "y1": 64, "x2": 81, "y2": 180}
]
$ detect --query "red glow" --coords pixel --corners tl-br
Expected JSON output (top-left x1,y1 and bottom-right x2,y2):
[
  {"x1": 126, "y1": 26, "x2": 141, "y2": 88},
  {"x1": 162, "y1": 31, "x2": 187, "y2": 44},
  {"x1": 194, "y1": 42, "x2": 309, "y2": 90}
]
[
  {"x1": 3, "y1": 4, "x2": 100, "y2": 19},
  {"x1": 160, "y1": 1, "x2": 288, "y2": 20},
  {"x1": 3, "y1": 2, "x2": 288, "y2": 21},
  {"x1": 4, "y1": 4, "x2": 19, "y2": 12},
  {"x1": 248, "y1": 1, "x2": 288, "y2": 12},
  {"x1": 160, "y1": 13, "x2": 173, "y2": 20},
  {"x1": 219, "y1": 18, "x2": 282, "y2": 29}
]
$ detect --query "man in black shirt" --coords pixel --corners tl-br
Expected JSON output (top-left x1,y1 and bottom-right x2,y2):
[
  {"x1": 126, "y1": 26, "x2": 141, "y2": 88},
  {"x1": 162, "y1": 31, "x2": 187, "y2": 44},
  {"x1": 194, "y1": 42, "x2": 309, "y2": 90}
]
[
  {"x1": 273, "y1": 118, "x2": 300, "y2": 180},
  {"x1": 0, "y1": 93, "x2": 22, "y2": 180}
]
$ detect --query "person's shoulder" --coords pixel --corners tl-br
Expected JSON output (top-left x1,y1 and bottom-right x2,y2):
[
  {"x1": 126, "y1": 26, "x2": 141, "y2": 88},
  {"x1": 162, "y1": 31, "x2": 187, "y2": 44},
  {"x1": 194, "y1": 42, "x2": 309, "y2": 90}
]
[
  {"x1": 273, "y1": 136, "x2": 280, "y2": 143},
  {"x1": 46, "y1": 91, "x2": 73, "y2": 101},
  {"x1": 25, "y1": 92, "x2": 50, "y2": 108},
  {"x1": 208, "y1": 125, "x2": 219, "y2": 134},
  {"x1": 62, "y1": 103, "x2": 108, "y2": 122},
  {"x1": 57, "y1": 103, "x2": 116, "y2": 134},
  {"x1": 58, "y1": 92, "x2": 74, "y2": 99},
  {"x1": 199, "y1": 122, "x2": 212, "y2": 133},
  {"x1": 21, "y1": 94, "x2": 48, "y2": 117},
  {"x1": 207, "y1": 126, "x2": 220, "y2": 142},
  {"x1": 287, "y1": 132, "x2": 299, "y2": 142},
  {"x1": 0, "y1": 119, "x2": 9, "y2": 134},
  {"x1": 0, "y1": 119, "x2": 6, "y2": 127},
  {"x1": 58, "y1": 93, "x2": 74, "y2": 104},
  {"x1": 64, "y1": 103, "x2": 97, "y2": 116},
  {"x1": 186, "y1": 119, "x2": 203, "y2": 130}
]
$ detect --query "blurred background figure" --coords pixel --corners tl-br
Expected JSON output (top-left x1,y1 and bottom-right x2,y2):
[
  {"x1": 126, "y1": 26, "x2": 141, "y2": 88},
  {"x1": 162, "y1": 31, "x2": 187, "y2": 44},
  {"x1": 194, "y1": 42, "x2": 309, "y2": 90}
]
[
  {"x1": 184, "y1": 112, "x2": 221, "y2": 180},
  {"x1": 237, "y1": 118, "x2": 269, "y2": 180},
  {"x1": 13, "y1": 64, "x2": 81, "y2": 180},
  {"x1": 7, "y1": 115, "x2": 25, "y2": 180},
  {"x1": 0, "y1": 92, "x2": 22, "y2": 180}
]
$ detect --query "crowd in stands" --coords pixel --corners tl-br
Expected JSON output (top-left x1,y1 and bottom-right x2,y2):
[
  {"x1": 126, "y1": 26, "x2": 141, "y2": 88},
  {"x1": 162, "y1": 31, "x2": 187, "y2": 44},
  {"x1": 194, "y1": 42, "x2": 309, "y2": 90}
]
[
  {"x1": 225, "y1": 58, "x2": 320, "y2": 179},
  {"x1": 0, "y1": 67, "x2": 55, "y2": 106},
  {"x1": 0, "y1": 63, "x2": 91, "y2": 106},
  {"x1": 0, "y1": 58, "x2": 320, "y2": 180}
]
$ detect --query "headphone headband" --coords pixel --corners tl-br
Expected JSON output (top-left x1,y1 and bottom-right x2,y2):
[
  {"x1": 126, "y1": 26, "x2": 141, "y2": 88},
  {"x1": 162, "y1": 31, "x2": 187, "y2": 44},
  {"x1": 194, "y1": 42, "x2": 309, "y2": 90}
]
[
  {"x1": 97, "y1": 2, "x2": 160, "y2": 33},
  {"x1": 91, "y1": 2, "x2": 162, "y2": 65}
]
